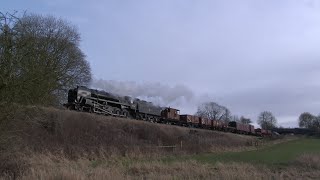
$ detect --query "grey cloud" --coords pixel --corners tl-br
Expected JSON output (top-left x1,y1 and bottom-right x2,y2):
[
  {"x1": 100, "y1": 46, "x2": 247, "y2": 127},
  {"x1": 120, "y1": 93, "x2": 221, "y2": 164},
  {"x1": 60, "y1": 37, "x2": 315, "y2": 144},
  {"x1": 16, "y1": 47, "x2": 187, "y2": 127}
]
[
  {"x1": 5, "y1": 0, "x2": 320, "y2": 127},
  {"x1": 68, "y1": 0, "x2": 320, "y2": 127}
]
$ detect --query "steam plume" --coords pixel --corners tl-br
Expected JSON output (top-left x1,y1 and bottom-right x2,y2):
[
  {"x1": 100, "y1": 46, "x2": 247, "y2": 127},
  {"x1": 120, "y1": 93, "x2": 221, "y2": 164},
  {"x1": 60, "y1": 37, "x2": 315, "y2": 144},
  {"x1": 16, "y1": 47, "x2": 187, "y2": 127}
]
[{"x1": 90, "y1": 79, "x2": 195, "y2": 107}]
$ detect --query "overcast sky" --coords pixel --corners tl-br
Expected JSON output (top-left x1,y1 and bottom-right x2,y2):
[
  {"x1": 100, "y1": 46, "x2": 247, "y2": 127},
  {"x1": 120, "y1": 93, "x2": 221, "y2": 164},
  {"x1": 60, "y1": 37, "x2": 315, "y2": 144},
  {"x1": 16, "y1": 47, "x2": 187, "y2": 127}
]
[{"x1": 3, "y1": 0, "x2": 320, "y2": 127}]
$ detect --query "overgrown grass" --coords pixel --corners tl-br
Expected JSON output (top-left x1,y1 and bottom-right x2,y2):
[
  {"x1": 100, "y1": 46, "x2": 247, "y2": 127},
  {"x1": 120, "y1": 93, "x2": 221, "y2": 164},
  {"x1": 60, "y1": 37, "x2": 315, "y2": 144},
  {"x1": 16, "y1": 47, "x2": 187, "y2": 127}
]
[
  {"x1": 5, "y1": 151, "x2": 320, "y2": 180},
  {"x1": 0, "y1": 105, "x2": 257, "y2": 178}
]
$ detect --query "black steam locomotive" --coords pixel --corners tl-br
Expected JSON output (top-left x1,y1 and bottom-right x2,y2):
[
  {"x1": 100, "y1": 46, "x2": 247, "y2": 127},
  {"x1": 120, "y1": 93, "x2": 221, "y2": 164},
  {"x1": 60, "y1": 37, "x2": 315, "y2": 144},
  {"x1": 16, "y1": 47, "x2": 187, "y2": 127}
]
[{"x1": 64, "y1": 86, "x2": 163, "y2": 122}]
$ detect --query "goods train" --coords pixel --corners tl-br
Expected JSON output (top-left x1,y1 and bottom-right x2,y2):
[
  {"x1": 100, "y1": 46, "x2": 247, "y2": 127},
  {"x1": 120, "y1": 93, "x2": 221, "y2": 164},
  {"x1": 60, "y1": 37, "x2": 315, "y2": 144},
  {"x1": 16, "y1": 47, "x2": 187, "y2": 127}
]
[{"x1": 64, "y1": 86, "x2": 272, "y2": 137}]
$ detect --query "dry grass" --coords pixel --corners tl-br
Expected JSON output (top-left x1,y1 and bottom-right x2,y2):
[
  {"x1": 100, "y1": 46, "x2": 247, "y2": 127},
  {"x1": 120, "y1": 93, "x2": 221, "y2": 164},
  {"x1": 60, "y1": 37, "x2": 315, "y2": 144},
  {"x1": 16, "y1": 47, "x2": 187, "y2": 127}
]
[
  {"x1": 1, "y1": 105, "x2": 318, "y2": 179},
  {"x1": 1, "y1": 152, "x2": 318, "y2": 180},
  {"x1": 294, "y1": 153, "x2": 320, "y2": 169},
  {"x1": 1, "y1": 106, "x2": 256, "y2": 155},
  {"x1": 0, "y1": 105, "x2": 258, "y2": 178}
]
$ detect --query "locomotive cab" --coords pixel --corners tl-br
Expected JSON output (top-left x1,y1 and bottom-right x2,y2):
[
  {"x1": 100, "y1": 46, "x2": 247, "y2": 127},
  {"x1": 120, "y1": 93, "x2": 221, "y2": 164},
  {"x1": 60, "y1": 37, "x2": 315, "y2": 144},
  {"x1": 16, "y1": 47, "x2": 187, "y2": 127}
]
[{"x1": 67, "y1": 88, "x2": 77, "y2": 103}]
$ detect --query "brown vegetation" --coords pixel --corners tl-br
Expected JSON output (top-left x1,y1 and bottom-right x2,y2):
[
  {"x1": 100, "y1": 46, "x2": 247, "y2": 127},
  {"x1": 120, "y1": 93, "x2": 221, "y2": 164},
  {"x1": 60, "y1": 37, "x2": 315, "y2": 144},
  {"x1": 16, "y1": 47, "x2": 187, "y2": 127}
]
[
  {"x1": 295, "y1": 153, "x2": 320, "y2": 169},
  {"x1": 0, "y1": 105, "x2": 256, "y2": 178},
  {"x1": 1, "y1": 153, "x2": 319, "y2": 180}
]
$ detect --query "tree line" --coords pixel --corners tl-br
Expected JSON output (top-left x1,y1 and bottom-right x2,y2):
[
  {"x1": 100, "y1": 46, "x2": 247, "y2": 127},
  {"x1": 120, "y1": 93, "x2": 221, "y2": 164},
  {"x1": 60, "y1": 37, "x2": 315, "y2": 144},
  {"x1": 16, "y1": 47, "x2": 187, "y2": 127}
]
[
  {"x1": 195, "y1": 101, "x2": 277, "y2": 130},
  {"x1": 196, "y1": 101, "x2": 320, "y2": 131},
  {"x1": 0, "y1": 12, "x2": 91, "y2": 106}
]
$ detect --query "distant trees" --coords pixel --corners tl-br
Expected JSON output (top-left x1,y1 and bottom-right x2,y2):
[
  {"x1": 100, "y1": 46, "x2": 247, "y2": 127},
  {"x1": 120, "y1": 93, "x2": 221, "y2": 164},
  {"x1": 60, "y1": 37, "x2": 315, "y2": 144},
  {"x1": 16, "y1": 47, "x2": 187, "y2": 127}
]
[
  {"x1": 298, "y1": 112, "x2": 320, "y2": 130},
  {"x1": 195, "y1": 102, "x2": 231, "y2": 123},
  {"x1": 0, "y1": 12, "x2": 91, "y2": 105},
  {"x1": 230, "y1": 115, "x2": 252, "y2": 124},
  {"x1": 240, "y1": 116, "x2": 252, "y2": 124},
  {"x1": 230, "y1": 115, "x2": 240, "y2": 122},
  {"x1": 196, "y1": 102, "x2": 255, "y2": 125},
  {"x1": 257, "y1": 111, "x2": 277, "y2": 130}
]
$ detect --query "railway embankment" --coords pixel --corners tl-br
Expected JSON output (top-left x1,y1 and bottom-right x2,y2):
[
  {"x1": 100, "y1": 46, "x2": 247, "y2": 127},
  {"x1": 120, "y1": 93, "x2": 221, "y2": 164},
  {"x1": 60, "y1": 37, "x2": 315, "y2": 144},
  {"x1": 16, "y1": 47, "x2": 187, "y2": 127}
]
[{"x1": 1, "y1": 105, "x2": 290, "y2": 179}]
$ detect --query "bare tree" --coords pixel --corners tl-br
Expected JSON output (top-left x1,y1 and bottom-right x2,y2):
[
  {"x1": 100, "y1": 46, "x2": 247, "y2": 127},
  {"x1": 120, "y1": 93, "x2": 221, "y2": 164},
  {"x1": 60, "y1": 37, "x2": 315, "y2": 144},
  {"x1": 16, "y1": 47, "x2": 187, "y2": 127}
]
[
  {"x1": 222, "y1": 108, "x2": 232, "y2": 123},
  {"x1": 257, "y1": 111, "x2": 277, "y2": 130},
  {"x1": 0, "y1": 12, "x2": 91, "y2": 105},
  {"x1": 239, "y1": 116, "x2": 252, "y2": 124},
  {"x1": 195, "y1": 102, "x2": 231, "y2": 122}
]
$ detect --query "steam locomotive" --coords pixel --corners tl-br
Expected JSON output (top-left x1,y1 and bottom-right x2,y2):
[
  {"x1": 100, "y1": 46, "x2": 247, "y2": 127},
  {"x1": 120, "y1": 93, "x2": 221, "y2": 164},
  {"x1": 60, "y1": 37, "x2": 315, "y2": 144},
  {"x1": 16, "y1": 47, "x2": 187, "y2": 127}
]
[{"x1": 64, "y1": 86, "x2": 272, "y2": 137}]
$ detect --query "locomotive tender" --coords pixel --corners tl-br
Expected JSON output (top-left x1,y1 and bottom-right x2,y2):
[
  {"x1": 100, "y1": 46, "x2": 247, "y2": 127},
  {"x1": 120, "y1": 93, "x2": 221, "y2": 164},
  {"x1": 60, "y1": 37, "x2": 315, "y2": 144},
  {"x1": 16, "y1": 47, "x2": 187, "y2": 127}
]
[{"x1": 64, "y1": 86, "x2": 272, "y2": 137}]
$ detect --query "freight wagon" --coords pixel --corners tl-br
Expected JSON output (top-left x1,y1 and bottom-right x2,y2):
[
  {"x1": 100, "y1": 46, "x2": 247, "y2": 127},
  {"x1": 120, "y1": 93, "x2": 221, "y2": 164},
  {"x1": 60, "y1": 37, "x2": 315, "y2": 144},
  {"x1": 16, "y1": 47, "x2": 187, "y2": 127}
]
[
  {"x1": 228, "y1": 121, "x2": 251, "y2": 134},
  {"x1": 255, "y1": 128, "x2": 272, "y2": 137}
]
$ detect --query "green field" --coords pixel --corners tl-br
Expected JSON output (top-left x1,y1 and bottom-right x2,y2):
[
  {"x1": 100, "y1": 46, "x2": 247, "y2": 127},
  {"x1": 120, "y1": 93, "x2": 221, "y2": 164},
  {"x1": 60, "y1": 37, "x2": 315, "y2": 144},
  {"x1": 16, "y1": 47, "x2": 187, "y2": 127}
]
[{"x1": 163, "y1": 138, "x2": 320, "y2": 166}]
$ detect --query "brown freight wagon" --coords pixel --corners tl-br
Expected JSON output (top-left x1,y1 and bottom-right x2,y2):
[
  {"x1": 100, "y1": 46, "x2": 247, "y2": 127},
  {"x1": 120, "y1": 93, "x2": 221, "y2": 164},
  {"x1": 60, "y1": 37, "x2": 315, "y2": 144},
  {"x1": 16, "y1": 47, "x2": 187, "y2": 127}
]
[
  {"x1": 179, "y1": 114, "x2": 192, "y2": 124},
  {"x1": 240, "y1": 123, "x2": 250, "y2": 134},
  {"x1": 255, "y1": 128, "x2": 269, "y2": 136},
  {"x1": 160, "y1": 107, "x2": 180, "y2": 124},
  {"x1": 199, "y1": 117, "x2": 208, "y2": 128},
  {"x1": 193, "y1": 116, "x2": 200, "y2": 127},
  {"x1": 266, "y1": 130, "x2": 272, "y2": 136},
  {"x1": 228, "y1": 121, "x2": 250, "y2": 134},
  {"x1": 192, "y1": 116, "x2": 201, "y2": 126},
  {"x1": 205, "y1": 118, "x2": 212, "y2": 129},
  {"x1": 255, "y1": 128, "x2": 262, "y2": 136},
  {"x1": 249, "y1": 125, "x2": 255, "y2": 135},
  {"x1": 261, "y1": 129, "x2": 268, "y2": 136},
  {"x1": 179, "y1": 115, "x2": 200, "y2": 127},
  {"x1": 211, "y1": 119, "x2": 226, "y2": 130}
]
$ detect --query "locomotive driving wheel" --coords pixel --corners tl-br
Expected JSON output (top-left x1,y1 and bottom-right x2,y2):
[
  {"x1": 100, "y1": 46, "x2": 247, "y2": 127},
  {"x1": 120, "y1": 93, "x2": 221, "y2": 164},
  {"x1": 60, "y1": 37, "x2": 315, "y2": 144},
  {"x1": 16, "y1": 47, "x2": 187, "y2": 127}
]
[
  {"x1": 115, "y1": 110, "x2": 121, "y2": 116},
  {"x1": 122, "y1": 111, "x2": 129, "y2": 118}
]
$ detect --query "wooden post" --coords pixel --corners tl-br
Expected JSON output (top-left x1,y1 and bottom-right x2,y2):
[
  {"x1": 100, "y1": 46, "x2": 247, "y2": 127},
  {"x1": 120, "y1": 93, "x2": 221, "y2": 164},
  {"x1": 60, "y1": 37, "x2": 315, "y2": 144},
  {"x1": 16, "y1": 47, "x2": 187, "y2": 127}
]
[{"x1": 180, "y1": 141, "x2": 183, "y2": 150}]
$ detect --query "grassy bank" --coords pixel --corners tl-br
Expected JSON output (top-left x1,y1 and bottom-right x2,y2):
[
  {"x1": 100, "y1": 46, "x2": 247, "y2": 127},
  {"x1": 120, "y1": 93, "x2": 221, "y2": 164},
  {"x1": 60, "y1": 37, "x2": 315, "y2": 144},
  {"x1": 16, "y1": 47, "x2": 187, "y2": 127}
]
[
  {"x1": 3, "y1": 140, "x2": 320, "y2": 179},
  {"x1": 0, "y1": 105, "x2": 257, "y2": 178},
  {"x1": 2, "y1": 105, "x2": 318, "y2": 179}
]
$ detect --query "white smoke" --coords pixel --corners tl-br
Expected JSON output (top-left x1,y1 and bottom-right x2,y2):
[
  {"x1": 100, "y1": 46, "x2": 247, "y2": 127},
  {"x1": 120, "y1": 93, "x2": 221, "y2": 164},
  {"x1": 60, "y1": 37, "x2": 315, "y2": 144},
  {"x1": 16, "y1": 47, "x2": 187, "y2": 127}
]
[{"x1": 90, "y1": 79, "x2": 195, "y2": 107}]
